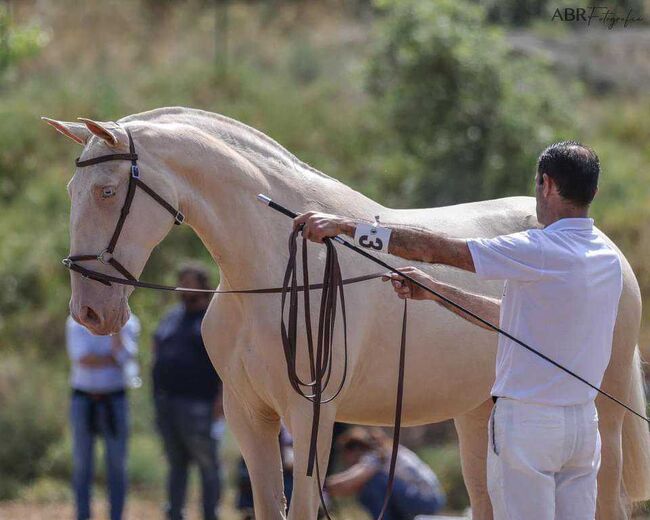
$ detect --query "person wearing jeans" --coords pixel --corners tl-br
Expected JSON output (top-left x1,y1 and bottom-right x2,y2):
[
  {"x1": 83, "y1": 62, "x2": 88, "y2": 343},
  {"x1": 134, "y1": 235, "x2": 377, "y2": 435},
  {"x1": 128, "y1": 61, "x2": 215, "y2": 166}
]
[
  {"x1": 66, "y1": 314, "x2": 140, "y2": 520},
  {"x1": 153, "y1": 263, "x2": 224, "y2": 520}
]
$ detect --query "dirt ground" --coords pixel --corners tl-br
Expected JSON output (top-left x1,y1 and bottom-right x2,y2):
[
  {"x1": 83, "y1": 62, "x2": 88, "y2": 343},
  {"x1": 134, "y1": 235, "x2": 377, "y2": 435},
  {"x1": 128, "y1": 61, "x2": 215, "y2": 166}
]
[
  {"x1": 0, "y1": 497, "x2": 369, "y2": 520},
  {"x1": 0, "y1": 497, "x2": 250, "y2": 520}
]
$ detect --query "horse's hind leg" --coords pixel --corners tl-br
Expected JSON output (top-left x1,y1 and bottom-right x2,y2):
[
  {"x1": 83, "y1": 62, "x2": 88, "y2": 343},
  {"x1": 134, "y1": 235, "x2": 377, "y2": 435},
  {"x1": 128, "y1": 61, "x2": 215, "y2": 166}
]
[
  {"x1": 596, "y1": 396, "x2": 629, "y2": 520},
  {"x1": 454, "y1": 398, "x2": 494, "y2": 520},
  {"x1": 223, "y1": 386, "x2": 287, "y2": 520}
]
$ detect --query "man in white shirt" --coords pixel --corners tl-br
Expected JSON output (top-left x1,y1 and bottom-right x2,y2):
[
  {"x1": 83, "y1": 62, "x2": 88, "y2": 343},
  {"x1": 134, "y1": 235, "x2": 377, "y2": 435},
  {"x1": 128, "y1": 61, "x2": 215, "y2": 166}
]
[{"x1": 293, "y1": 141, "x2": 622, "y2": 519}]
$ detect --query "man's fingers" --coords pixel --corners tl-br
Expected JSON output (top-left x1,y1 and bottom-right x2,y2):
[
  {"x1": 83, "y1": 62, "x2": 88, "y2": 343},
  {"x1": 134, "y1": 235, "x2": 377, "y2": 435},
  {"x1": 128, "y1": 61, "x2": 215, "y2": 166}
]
[{"x1": 293, "y1": 213, "x2": 307, "y2": 229}]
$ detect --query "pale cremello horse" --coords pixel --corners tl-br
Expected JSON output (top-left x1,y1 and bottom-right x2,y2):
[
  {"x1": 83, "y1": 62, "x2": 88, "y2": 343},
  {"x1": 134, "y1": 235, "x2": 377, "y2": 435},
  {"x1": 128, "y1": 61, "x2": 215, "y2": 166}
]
[{"x1": 46, "y1": 107, "x2": 650, "y2": 519}]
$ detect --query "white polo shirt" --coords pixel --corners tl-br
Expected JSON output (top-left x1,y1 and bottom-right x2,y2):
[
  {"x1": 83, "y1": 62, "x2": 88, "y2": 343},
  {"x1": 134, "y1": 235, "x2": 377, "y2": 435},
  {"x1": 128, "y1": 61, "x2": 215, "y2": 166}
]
[{"x1": 467, "y1": 218, "x2": 623, "y2": 406}]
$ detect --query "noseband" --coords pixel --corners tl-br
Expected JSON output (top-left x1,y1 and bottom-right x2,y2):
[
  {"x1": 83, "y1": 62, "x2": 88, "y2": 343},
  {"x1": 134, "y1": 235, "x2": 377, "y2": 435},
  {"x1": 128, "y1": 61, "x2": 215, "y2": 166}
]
[{"x1": 63, "y1": 126, "x2": 185, "y2": 285}]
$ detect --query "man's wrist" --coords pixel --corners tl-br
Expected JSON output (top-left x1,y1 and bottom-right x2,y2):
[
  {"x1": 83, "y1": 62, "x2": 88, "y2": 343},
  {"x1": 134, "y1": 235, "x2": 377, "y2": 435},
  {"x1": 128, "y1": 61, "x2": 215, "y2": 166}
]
[
  {"x1": 425, "y1": 279, "x2": 440, "y2": 302},
  {"x1": 339, "y1": 218, "x2": 357, "y2": 237}
]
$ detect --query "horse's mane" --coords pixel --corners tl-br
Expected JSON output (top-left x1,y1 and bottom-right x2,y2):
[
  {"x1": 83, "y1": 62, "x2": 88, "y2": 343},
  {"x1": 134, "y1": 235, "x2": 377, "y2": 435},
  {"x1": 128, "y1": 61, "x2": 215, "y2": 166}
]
[{"x1": 119, "y1": 106, "x2": 340, "y2": 183}]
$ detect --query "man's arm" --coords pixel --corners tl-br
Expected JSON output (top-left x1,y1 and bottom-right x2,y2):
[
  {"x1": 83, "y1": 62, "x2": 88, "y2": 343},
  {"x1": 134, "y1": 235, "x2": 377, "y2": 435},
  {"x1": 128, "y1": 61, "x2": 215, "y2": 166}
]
[
  {"x1": 66, "y1": 319, "x2": 117, "y2": 367},
  {"x1": 79, "y1": 354, "x2": 119, "y2": 368},
  {"x1": 324, "y1": 463, "x2": 379, "y2": 497},
  {"x1": 383, "y1": 267, "x2": 500, "y2": 331},
  {"x1": 294, "y1": 212, "x2": 475, "y2": 272}
]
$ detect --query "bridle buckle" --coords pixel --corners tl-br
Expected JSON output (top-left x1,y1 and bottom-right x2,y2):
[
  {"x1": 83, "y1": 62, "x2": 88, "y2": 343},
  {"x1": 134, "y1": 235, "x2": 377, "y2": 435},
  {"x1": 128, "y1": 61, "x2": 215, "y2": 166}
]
[
  {"x1": 97, "y1": 249, "x2": 113, "y2": 265},
  {"x1": 131, "y1": 164, "x2": 140, "y2": 179},
  {"x1": 174, "y1": 211, "x2": 185, "y2": 225},
  {"x1": 62, "y1": 258, "x2": 72, "y2": 268}
]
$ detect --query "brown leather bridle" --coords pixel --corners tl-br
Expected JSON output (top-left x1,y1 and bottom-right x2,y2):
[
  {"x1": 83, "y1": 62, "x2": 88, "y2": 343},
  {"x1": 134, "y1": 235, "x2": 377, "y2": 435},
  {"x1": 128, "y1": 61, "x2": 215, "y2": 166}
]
[{"x1": 63, "y1": 126, "x2": 184, "y2": 284}]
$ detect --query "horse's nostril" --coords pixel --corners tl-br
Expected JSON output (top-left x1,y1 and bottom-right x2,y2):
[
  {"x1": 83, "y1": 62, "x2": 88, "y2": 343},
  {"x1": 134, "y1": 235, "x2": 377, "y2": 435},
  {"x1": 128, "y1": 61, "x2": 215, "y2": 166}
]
[{"x1": 80, "y1": 305, "x2": 101, "y2": 327}]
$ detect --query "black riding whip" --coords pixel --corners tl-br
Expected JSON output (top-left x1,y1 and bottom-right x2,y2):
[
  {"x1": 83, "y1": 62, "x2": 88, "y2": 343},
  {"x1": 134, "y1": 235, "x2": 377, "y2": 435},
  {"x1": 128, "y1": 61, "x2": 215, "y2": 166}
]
[{"x1": 257, "y1": 194, "x2": 650, "y2": 425}]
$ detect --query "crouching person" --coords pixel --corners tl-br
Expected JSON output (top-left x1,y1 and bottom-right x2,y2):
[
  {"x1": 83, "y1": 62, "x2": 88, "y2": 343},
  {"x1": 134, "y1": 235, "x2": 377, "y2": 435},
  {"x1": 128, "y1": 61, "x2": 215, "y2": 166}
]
[{"x1": 325, "y1": 427, "x2": 445, "y2": 520}]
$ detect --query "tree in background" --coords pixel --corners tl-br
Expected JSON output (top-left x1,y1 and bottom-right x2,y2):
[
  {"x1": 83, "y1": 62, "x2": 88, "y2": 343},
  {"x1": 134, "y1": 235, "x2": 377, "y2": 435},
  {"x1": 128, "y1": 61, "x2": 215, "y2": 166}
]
[
  {"x1": 0, "y1": 4, "x2": 48, "y2": 201},
  {"x1": 368, "y1": 0, "x2": 575, "y2": 207},
  {"x1": 0, "y1": 4, "x2": 46, "y2": 84},
  {"x1": 474, "y1": 0, "x2": 646, "y2": 28}
]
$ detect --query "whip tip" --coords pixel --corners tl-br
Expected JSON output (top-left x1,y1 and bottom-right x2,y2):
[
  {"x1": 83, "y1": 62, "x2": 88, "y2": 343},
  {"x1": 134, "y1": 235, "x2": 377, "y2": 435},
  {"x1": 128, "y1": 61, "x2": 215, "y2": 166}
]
[{"x1": 257, "y1": 194, "x2": 272, "y2": 205}]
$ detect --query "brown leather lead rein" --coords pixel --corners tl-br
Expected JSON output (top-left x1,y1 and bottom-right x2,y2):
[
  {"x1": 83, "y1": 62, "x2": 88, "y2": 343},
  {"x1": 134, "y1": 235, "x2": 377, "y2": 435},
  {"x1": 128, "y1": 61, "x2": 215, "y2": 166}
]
[{"x1": 279, "y1": 229, "x2": 407, "y2": 520}]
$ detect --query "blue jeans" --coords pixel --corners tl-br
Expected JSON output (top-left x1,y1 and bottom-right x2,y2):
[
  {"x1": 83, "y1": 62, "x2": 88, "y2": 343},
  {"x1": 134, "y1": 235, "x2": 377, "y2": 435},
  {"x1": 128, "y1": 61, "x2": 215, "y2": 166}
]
[
  {"x1": 155, "y1": 394, "x2": 221, "y2": 520},
  {"x1": 70, "y1": 390, "x2": 128, "y2": 520},
  {"x1": 359, "y1": 471, "x2": 444, "y2": 520}
]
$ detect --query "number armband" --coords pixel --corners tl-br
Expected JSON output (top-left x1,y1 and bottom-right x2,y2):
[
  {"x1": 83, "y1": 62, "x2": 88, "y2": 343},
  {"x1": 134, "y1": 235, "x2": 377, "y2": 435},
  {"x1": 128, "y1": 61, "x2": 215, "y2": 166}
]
[{"x1": 354, "y1": 216, "x2": 392, "y2": 253}]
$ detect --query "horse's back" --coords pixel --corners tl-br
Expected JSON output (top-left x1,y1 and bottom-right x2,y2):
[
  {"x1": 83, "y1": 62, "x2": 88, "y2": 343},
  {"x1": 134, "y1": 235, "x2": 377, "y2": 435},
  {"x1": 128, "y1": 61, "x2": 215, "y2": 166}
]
[{"x1": 388, "y1": 196, "x2": 539, "y2": 238}]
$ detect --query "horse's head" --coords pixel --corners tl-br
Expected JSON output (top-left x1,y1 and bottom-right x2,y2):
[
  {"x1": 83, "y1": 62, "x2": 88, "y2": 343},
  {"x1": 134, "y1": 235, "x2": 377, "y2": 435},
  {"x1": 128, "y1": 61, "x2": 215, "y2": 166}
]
[{"x1": 44, "y1": 117, "x2": 180, "y2": 334}]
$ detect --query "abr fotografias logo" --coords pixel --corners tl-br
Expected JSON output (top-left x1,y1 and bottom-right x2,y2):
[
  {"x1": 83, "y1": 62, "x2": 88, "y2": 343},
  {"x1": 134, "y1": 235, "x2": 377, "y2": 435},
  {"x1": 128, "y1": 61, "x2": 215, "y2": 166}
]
[{"x1": 551, "y1": 6, "x2": 644, "y2": 29}]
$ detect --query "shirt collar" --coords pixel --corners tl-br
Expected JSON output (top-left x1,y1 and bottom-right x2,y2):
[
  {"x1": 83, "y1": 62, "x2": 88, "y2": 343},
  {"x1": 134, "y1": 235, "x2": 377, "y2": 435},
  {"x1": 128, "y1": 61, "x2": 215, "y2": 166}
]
[{"x1": 544, "y1": 217, "x2": 594, "y2": 232}]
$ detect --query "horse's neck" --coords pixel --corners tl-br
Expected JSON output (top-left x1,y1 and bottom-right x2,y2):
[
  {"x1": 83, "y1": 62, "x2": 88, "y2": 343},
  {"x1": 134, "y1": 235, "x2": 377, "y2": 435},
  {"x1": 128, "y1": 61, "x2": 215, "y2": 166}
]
[{"x1": 163, "y1": 125, "x2": 382, "y2": 289}]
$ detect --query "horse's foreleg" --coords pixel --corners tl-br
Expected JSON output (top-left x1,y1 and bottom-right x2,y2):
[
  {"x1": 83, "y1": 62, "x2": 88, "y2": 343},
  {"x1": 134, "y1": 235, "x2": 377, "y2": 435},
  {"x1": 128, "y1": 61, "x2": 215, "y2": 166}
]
[
  {"x1": 454, "y1": 399, "x2": 494, "y2": 520},
  {"x1": 223, "y1": 387, "x2": 287, "y2": 520},
  {"x1": 286, "y1": 403, "x2": 335, "y2": 520}
]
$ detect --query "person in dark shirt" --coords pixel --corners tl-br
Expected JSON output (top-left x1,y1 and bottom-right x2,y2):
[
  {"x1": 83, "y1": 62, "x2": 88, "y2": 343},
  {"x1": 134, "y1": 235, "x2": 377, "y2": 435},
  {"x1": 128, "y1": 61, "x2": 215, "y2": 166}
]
[
  {"x1": 153, "y1": 263, "x2": 224, "y2": 520},
  {"x1": 325, "y1": 428, "x2": 445, "y2": 520}
]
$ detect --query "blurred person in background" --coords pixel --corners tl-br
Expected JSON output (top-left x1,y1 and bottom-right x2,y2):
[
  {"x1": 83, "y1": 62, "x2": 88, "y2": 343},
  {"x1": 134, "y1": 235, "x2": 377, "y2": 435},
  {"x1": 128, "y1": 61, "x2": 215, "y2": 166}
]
[
  {"x1": 153, "y1": 262, "x2": 224, "y2": 520},
  {"x1": 325, "y1": 427, "x2": 446, "y2": 520},
  {"x1": 66, "y1": 313, "x2": 141, "y2": 520}
]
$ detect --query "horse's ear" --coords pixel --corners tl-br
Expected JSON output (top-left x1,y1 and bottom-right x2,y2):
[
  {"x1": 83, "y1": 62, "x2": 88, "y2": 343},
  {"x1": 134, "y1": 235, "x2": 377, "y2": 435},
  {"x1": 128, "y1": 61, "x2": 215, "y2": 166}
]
[
  {"x1": 77, "y1": 118, "x2": 119, "y2": 146},
  {"x1": 41, "y1": 117, "x2": 91, "y2": 146}
]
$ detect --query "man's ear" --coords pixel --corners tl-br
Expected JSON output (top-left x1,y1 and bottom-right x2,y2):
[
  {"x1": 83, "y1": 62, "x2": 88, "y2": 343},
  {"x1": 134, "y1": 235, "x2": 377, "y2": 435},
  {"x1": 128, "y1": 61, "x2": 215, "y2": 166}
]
[
  {"x1": 542, "y1": 173, "x2": 554, "y2": 198},
  {"x1": 41, "y1": 117, "x2": 91, "y2": 145},
  {"x1": 77, "y1": 118, "x2": 119, "y2": 146}
]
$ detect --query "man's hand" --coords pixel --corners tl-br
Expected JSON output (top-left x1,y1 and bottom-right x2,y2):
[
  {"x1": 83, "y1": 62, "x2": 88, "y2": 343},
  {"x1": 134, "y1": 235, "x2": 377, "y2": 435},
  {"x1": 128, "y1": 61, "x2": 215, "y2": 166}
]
[
  {"x1": 382, "y1": 267, "x2": 434, "y2": 301},
  {"x1": 293, "y1": 211, "x2": 355, "y2": 243}
]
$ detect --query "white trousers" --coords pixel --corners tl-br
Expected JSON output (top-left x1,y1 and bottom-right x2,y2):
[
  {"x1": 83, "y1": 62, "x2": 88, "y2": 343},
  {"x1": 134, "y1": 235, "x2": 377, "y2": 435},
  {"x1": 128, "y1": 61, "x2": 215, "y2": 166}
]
[{"x1": 487, "y1": 397, "x2": 600, "y2": 520}]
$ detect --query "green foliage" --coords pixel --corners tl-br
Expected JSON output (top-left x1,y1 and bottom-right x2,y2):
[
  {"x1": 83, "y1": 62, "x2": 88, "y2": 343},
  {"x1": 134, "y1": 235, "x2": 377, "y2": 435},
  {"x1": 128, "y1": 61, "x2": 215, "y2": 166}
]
[
  {"x1": 0, "y1": 7, "x2": 48, "y2": 201},
  {"x1": 418, "y1": 443, "x2": 469, "y2": 511},
  {"x1": 369, "y1": 0, "x2": 576, "y2": 206},
  {"x1": 0, "y1": 4, "x2": 47, "y2": 81},
  {"x1": 0, "y1": 356, "x2": 66, "y2": 499},
  {"x1": 479, "y1": 0, "x2": 551, "y2": 26}
]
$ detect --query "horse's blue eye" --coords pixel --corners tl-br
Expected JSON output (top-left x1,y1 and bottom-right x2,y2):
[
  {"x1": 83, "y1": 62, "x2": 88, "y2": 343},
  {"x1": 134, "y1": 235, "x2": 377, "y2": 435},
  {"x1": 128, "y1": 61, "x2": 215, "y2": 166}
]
[{"x1": 101, "y1": 187, "x2": 116, "y2": 199}]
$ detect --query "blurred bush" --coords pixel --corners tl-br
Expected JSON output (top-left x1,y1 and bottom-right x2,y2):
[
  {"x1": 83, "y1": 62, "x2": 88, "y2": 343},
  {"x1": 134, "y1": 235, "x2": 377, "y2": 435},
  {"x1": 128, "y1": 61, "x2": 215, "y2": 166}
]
[
  {"x1": 368, "y1": 0, "x2": 576, "y2": 206},
  {"x1": 0, "y1": 4, "x2": 49, "y2": 201},
  {"x1": 418, "y1": 444, "x2": 469, "y2": 512},
  {"x1": 0, "y1": 355, "x2": 66, "y2": 499}
]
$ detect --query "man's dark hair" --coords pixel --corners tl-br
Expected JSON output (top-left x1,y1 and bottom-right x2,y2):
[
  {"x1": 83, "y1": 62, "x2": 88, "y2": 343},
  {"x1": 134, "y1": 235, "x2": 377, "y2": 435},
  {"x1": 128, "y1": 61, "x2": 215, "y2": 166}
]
[
  {"x1": 537, "y1": 141, "x2": 599, "y2": 207},
  {"x1": 177, "y1": 261, "x2": 211, "y2": 289}
]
